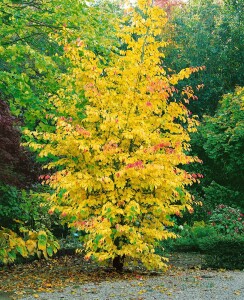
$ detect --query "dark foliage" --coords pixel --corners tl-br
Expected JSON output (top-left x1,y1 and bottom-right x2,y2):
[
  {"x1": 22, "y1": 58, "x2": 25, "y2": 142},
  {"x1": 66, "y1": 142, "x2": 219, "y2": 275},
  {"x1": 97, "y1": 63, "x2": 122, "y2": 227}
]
[
  {"x1": 165, "y1": 0, "x2": 244, "y2": 117},
  {"x1": 198, "y1": 235, "x2": 244, "y2": 270},
  {"x1": 0, "y1": 100, "x2": 38, "y2": 187}
]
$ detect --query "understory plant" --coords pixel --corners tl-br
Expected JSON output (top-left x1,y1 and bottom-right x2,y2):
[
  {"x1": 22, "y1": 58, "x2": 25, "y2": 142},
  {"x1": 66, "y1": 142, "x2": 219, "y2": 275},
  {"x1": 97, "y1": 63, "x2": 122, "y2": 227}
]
[
  {"x1": 160, "y1": 222, "x2": 217, "y2": 252},
  {"x1": 0, "y1": 227, "x2": 60, "y2": 265},
  {"x1": 0, "y1": 184, "x2": 64, "y2": 264},
  {"x1": 159, "y1": 210, "x2": 244, "y2": 269},
  {"x1": 198, "y1": 234, "x2": 244, "y2": 270}
]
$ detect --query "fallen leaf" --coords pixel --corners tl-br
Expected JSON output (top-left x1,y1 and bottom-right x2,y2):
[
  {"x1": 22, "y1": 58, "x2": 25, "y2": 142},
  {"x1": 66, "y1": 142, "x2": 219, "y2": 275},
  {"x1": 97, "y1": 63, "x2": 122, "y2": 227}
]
[{"x1": 234, "y1": 290, "x2": 241, "y2": 296}]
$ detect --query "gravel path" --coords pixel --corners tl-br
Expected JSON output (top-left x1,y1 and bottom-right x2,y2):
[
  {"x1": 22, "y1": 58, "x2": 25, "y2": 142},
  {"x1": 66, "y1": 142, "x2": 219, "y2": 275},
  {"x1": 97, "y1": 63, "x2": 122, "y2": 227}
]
[{"x1": 21, "y1": 269, "x2": 244, "y2": 300}]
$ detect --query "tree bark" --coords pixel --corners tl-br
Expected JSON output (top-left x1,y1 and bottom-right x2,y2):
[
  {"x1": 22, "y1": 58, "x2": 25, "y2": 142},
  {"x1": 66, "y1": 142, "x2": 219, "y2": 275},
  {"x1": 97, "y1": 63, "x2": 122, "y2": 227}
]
[{"x1": 112, "y1": 255, "x2": 125, "y2": 272}]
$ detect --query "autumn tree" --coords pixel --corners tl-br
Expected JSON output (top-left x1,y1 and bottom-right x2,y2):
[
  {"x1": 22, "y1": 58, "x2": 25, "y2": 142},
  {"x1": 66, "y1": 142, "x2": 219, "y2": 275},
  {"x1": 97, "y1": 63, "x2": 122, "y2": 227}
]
[{"x1": 30, "y1": 0, "x2": 201, "y2": 271}]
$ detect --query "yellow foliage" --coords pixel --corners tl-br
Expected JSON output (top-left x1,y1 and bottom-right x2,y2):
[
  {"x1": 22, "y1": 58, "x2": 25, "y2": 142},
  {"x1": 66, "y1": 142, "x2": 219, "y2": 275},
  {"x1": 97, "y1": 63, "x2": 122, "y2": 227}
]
[
  {"x1": 26, "y1": 240, "x2": 37, "y2": 255},
  {"x1": 29, "y1": 0, "x2": 200, "y2": 270},
  {"x1": 0, "y1": 228, "x2": 59, "y2": 264}
]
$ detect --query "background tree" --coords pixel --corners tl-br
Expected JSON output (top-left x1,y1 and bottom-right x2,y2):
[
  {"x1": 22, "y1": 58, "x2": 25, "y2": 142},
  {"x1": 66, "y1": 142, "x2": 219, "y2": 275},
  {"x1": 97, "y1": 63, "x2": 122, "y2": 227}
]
[
  {"x1": 0, "y1": 100, "x2": 36, "y2": 187},
  {"x1": 158, "y1": 0, "x2": 244, "y2": 223},
  {"x1": 154, "y1": 0, "x2": 184, "y2": 15},
  {"x1": 163, "y1": 0, "x2": 244, "y2": 117},
  {"x1": 0, "y1": 0, "x2": 120, "y2": 132},
  {"x1": 197, "y1": 87, "x2": 244, "y2": 210},
  {"x1": 30, "y1": 0, "x2": 201, "y2": 271}
]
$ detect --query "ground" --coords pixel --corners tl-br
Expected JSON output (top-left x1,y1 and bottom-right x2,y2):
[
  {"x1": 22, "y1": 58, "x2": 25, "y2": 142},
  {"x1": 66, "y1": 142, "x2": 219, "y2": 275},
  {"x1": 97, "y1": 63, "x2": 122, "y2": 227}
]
[{"x1": 0, "y1": 253, "x2": 243, "y2": 300}]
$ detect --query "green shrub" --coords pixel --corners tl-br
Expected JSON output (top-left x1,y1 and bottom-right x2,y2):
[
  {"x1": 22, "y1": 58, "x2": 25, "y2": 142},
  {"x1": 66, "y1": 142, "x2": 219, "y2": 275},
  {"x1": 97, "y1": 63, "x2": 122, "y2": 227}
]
[
  {"x1": 0, "y1": 183, "x2": 68, "y2": 236},
  {"x1": 170, "y1": 236, "x2": 198, "y2": 252},
  {"x1": 204, "y1": 182, "x2": 241, "y2": 210},
  {"x1": 159, "y1": 223, "x2": 217, "y2": 253},
  {"x1": 176, "y1": 224, "x2": 217, "y2": 251},
  {"x1": 59, "y1": 231, "x2": 84, "y2": 251},
  {"x1": 0, "y1": 184, "x2": 22, "y2": 230},
  {"x1": 158, "y1": 223, "x2": 244, "y2": 270},
  {"x1": 191, "y1": 222, "x2": 217, "y2": 239},
  {"x1": 198, "y1": 234, "x2": 244, "y2": 270},
  {"x1": 0, "y1": 184, "x2": 53, "y2": 230},
  {"x1": 19, "y1": 189, "x2": 51, "y2": 228}
]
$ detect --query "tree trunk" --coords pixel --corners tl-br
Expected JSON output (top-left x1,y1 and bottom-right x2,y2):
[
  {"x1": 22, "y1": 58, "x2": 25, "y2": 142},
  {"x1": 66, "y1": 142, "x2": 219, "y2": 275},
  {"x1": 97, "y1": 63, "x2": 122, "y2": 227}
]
[{"x1": 113, "y1": 255, "x2": 125, "y2": 272}]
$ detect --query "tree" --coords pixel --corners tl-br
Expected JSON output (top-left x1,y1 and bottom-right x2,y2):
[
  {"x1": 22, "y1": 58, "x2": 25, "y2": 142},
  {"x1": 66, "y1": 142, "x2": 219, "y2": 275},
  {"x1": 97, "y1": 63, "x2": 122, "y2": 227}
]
[
  {"x1": 164, "y1": 0, "x2": 244, "y2": 117},
  {"x1": 29, "y1": 0, "x2": 201, "y2": 271},
  {"x1": 154, "y1": 0, "x2": 184, "y2": 16},
  {"x1": 0, "y1": 100, "x2": 36, "y2": 186},
  {"x1": 181, "y1": 86, "x2": 244, "y2": 225},
  {"x1": 198, "y1": 87, "x2": 244, "y2": 210},
  {"x1": 0, "y1": 0, "x2": 120, "y2": 131}
]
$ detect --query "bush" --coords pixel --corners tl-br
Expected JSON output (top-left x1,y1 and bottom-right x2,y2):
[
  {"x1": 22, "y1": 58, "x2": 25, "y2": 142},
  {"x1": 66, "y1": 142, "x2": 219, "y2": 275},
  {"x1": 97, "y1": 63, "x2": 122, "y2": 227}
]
[
  {"x1": 0, "y1": 184, "x2": 23, "y2": 230},
  {"x1": 0, "y1": 182, "x2": 69, "y2": 236},
  {"x1": 58, "y1": 230, "x2": 84, "y2": 252},
  {"x1": 198, "y1": 235, "x2": 244, "y2": 270},
  {"x1": 0, "y1": 227, "x2": 60, "y2": 265},
  {"x1": 0, "y1": 184, "x2": 52, "y2": 231},
  {"x1": 159, "y1": 223, "x2": 217, "y2": 253},
  {"x1": 159, "y1": 222, "x2": 244, "y2": 270},
  {"x1": 182, "y1": 87, "x2": 244, "y2": 224},
  {"x1": 204, "y1": 182, "x2": 241, "y2": 210},
  {"x1": 196, "y1": 87, "x2": 244, "y2": 212},
  {"x1": 175, "y1": 224, "x2": 217, "y2": 251},
  {"x1": 208, "y1": 204, "x2": 244, "y2": 235}
]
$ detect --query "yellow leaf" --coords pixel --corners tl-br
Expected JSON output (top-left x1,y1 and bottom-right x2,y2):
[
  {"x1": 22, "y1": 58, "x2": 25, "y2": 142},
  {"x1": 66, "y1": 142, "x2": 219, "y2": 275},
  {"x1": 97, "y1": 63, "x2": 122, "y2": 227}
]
[
  {"x1": 234, "y1": 291, "x2": 241, "y2": 296},
  {"x1": 26, "y1": 240, "x2": 37, "y2": 255}
]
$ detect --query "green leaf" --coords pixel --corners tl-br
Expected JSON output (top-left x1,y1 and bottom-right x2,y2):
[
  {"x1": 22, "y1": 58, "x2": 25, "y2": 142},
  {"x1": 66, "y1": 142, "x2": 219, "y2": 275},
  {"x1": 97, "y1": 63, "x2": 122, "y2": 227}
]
[
  {"x1": 46, "y1": 246, "x2": 53, "y2": 257},
  {"x1": 7, "y1": 250, "x2": 16, "y2": 261},
  {"x1": 38, "y1": 233, "x2": 47, "y2": 251},
  {"x1": 16, "y1": 246, "x2": 28, "y2": 257},
  {"x1": 94, "y1": 234, "x2": 103, "y2": 245}
]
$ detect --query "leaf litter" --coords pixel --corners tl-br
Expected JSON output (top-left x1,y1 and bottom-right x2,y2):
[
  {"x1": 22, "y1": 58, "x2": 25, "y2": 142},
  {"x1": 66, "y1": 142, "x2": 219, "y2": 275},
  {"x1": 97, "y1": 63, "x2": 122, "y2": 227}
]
[
  {"x1": 0, "y1": 254, "x2": 243, "y2": 300},
  {"x1": 0, "y1": 254, "x2": 163, "y2": 299}
]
